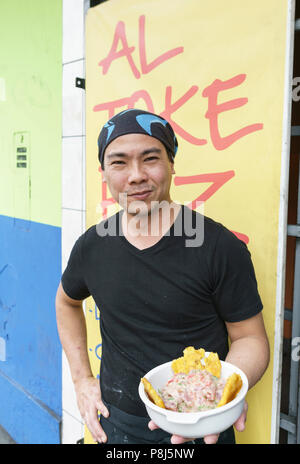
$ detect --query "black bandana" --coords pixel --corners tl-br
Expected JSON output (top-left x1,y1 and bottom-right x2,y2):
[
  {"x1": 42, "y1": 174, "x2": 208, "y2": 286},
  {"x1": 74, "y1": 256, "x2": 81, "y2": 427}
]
[{"x1": 97, "y1": 109, "x2": 178, "y2": 166}]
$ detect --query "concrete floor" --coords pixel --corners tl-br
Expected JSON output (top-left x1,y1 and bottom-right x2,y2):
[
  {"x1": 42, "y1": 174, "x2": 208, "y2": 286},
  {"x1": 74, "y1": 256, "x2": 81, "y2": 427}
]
[{"x1": 0, "y1": 425, "x2": 16, "y2": 444}]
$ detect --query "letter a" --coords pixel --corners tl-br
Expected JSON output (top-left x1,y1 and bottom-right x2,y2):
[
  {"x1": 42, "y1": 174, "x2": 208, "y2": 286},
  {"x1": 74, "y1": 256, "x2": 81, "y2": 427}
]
[{"x1": 98, "y1": 21, "x2": 141, "y2": 79}]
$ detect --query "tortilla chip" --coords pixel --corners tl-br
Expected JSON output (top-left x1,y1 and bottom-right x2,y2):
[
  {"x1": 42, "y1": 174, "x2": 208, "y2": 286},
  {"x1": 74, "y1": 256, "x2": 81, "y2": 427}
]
[
  {"x1": 141, "y1": 377, "x2": 165, "y2": 409},
  {"x1": 217, "y1": 373, "x2": 243, "y2": 407},
  {"x1": 183, "y1": 346, "x2": 204, "y2": 357},
  {"x1": 204, "y1": 352, "x2": 221, "y2": 378},
  {"x1": 172, "y1": 346, "x2": 205, "y2": 374}
]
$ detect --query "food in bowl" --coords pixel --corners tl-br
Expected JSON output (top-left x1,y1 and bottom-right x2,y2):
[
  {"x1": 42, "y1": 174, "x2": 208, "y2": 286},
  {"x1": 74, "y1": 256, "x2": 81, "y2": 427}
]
[
  {"x1": 160, "y1": 368, "x2": 226, "y2": 412},
  {"x1": 141, "y1": 377, "x2": 165, "y2": 409},
  {"x1": 217, "y1": 372, "x2": 243, "y2": 407},
  {"x1": 141, "y1": 346, "x2": 243, "y2": 413},
  {"x1": 138, "y1": 348, "x2": 248, "y2": 438},
  {"x1": 172, "y1": 346, "x2": 221, "y2": 378}
]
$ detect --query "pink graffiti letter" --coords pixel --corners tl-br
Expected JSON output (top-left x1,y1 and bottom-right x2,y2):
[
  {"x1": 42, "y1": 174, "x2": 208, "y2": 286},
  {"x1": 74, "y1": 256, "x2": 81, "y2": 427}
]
[
  {"x1": 202, "y1": 74, "x2": 263, "y2": 150},
  {"x1": 139, "y1": 15, "x2": 184, "y2": 74},
  {"x1": 98, "y1": 21, "x2": 141, "y2": 79},
  {"x1": 160, "y1": 86, "x2": 207, "y2": 146}
]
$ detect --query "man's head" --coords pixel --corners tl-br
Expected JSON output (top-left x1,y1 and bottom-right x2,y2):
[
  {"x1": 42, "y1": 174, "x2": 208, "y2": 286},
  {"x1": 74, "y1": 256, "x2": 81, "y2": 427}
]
[
  {"x1": 98, "y1": 110, "x2": 178, "y2": 215},
  {"x1": 98, "y1": 109, "x2": 178, "y2": 169}
]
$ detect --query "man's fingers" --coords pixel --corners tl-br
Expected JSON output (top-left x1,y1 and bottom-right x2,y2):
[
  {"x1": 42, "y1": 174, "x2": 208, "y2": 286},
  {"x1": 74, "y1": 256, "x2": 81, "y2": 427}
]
[
  {"x1": 203, "y1": 433, "x2": 219, "y2": 444},
  {"x1": 234, "y1": 401, "x2": 248, "y2": 432},
  {"x1": 97, "y1": 401, "x2": 109, "y2": 418},
  {"x1": 74, "y1": 377, "x2": 109, "y2": 443},
  {"x1": 171, "y1": 434, "x2": 196, "y2": 444},
  {"x1": 85, "y1": 406, "x2": 107, "y2": 443},
  {"x1": 148, "y1": 420, "x2": 159, "y2": 431},
  {"x1": 149, "y1": 422, "x2": 195, "y2": 444}
]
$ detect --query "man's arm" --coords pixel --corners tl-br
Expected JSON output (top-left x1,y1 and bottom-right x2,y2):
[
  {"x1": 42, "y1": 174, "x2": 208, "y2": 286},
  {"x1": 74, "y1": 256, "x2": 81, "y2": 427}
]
[
  {"x1": 225, "y1": 312, "x2": 270, "y2": 388},
  {"x1": 55, "y1": 282, "x2": 109, "y2": 443}
]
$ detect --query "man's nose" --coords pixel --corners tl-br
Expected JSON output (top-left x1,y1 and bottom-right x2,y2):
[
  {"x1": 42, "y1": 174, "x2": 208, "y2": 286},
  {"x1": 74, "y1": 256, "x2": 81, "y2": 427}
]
[{"x1": 127, "y1": 163, "x2": 148, "y2": 183}]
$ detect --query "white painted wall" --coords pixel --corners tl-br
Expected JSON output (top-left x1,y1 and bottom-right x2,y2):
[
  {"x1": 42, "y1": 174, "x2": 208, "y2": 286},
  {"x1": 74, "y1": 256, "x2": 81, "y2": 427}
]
[{"x1": 61, "y1": 0, "x2": 90, "y2": 444}]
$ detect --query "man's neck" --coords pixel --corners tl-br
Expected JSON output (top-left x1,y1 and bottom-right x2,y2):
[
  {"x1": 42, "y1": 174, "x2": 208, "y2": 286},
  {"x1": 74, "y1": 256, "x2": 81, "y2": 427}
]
[{"x1": 121, "y1": 201, "x2": 181, "y2": 249}]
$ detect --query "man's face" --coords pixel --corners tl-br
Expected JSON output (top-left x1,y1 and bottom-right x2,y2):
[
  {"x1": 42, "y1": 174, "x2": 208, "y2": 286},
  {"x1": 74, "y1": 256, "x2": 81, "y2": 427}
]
[{"x1": 102, "y1": 133, "x2": 175, "y2": 215}]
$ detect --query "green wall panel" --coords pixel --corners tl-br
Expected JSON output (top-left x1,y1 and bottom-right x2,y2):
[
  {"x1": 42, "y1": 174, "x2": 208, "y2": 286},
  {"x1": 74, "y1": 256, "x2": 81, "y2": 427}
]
[{"x1": 0, "y1": 0, "x2": 62, "y2": 227}]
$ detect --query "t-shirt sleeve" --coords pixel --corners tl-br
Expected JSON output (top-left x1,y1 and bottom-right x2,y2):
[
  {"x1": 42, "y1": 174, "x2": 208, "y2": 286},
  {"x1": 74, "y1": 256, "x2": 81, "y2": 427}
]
[
  {"x1": 211, "y1": 227, "x2": 263, "y2": 322},
  {"x1": 61, "y1": 234, "x2": 91, "y2": 300}
]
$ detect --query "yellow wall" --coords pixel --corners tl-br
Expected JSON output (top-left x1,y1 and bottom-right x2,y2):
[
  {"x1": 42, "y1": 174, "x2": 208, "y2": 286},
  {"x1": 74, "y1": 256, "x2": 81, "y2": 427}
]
[{"x1": 85, "y1": 0, "x2": 292, "y2": 444}]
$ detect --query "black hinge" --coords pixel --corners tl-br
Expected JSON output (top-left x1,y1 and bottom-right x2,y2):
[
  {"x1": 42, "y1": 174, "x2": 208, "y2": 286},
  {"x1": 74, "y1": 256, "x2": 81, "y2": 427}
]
[{"x1": 75, "y1": 77, "x2": 85, "y2": 90}]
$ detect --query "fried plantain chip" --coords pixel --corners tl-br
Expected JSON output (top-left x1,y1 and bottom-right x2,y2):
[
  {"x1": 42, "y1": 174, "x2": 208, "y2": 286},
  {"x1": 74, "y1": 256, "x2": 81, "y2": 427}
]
[
  {"x1": 217, "y1": 373, "x2": 243, "y2": 407},
  {"x1": 183, "y1": 346, "x2": 205, "y2": 357},
  {"x1": 172, "y1": 346, "x2": 205, "y2": 374},
  {"x1": 141, "y1": 377, "x2": 165, "y2": 409},
  {"x1": 204, "y1": 352, "x2": 222, "y2": 378}
]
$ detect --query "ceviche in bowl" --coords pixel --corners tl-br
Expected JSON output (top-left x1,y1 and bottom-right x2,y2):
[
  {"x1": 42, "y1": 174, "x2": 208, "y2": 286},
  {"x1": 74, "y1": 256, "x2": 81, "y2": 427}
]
[{"x1": 138, "y1": 347, "x2": 248, "y2": 438}]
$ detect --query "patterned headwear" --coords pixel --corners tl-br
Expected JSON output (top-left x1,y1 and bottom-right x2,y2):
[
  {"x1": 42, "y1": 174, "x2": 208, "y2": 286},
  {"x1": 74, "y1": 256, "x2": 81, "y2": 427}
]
[{"x1": 98, "y1": 109, "x2": 178, "y2": 167}]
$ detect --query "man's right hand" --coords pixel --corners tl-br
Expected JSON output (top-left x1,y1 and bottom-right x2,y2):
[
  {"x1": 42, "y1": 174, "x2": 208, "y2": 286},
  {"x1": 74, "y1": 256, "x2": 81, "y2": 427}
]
[{"x1": 74, "y1": 376, "x2": 109, "y2": 443}]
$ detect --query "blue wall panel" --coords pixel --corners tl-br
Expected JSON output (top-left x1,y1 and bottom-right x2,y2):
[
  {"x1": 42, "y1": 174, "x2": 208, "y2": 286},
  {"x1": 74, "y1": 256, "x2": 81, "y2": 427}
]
[{"x1": 0, "y1": 215, "x2": 61, "y2": 443}]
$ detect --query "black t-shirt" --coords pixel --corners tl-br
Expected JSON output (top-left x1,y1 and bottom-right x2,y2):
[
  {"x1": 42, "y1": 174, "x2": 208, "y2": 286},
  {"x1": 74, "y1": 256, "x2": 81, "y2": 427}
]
[{"x1": 61, "y1": 205, "x2": 263, "y2": 416}]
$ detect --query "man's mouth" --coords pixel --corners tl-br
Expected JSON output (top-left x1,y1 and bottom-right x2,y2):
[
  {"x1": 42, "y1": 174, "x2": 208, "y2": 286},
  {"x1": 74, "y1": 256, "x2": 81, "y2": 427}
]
[{"x1": 128, "y1": 190, "x2": 153, "y2": 200}]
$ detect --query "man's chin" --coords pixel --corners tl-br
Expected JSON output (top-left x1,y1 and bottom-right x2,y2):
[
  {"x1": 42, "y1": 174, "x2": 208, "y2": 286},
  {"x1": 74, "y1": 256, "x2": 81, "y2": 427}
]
[
  {"x1": 126, "y1": 199, "x2": 175, "y2": 215},
  {"x1": 126, "y1": 200, "x2": 152, "y2": 217}
]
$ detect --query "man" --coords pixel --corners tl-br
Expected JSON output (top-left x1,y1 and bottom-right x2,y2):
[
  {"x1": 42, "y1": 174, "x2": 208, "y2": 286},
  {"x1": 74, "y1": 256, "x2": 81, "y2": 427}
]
[{"x1": 56, "y1": 109, "x2": 269, "y2": 444}]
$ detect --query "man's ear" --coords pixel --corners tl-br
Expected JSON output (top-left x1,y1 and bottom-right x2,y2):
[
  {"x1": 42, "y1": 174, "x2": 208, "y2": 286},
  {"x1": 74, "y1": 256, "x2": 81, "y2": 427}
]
[
  {"x1": 171, "y1": 163, "x2": 175, "y2": 175},
  {"x1": 101, "y1": 168, "x2": 107, "y2": 182}
]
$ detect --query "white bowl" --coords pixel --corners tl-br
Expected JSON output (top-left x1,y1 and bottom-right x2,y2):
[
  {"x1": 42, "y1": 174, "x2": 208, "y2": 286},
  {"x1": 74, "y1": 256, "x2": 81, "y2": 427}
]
[{"x1": 138, "y1": 355, "x2": 248, "y2": 438}]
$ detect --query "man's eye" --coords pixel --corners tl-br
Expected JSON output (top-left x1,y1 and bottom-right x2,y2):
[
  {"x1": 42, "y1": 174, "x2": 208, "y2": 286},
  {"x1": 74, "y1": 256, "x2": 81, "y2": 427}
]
[
  {"x1": 111, "y1": 160, "x2": 125, "y2": 165},
  {"x1": 145, "y1": 156, "x2": 158, "y2": 161}
]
